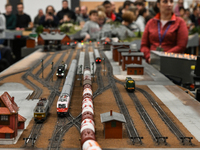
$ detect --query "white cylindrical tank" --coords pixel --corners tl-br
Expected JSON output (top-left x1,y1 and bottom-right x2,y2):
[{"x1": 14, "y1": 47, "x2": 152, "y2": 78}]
[
  {"x1": 81, "y1": 119, "x2": 95, "y2": 126},
  {"x1": 82, "y1": 106, "x2": 94, "y2": 115},
  {"x1": 83, "y1": 88, "x2": 93, "y2": 96},
  {"x1": 82, "y1": 140, "x2": 102, "y2": 150},
  {"x1": 82, "y1": 101, "x2": 93, "y2": 109},
  {"x1": 81, "y1": 122, "x2": 95, "y2": 133},
  {"x1": 82, "y1": 98, "x2": 93, "y2": 103}
]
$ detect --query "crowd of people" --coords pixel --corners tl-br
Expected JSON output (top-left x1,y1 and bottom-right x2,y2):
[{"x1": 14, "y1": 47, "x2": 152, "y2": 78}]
[{"x1": 0, "y1": 0, "x2": 200, "y2": 70}]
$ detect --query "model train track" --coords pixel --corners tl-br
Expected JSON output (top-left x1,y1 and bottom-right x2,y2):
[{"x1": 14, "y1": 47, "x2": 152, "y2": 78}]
[
  {"x1": 128, "y1": 92, "x2": 168, "y2": 145},
  {"x1": 114, "y1": 79, "x2": 193, "y2": 145},
  {"x1": 136, "y1": 87, "x2": 193, "y2": 145},
  {"x1": 23, "y1": 123, "x2": 43, "y2": 147},
  {"x1": 21, "y1": 54, "x2": 49, "y2": 99},
  {"x1": 48, "y1": 48, "x2": 81, "y2": 149},
  {"x1": 35, "y1": 53, "x2": 57, "y2": 77},
  {"x1": 100, "y1": 50, "x2": 143, "y2": 144}
]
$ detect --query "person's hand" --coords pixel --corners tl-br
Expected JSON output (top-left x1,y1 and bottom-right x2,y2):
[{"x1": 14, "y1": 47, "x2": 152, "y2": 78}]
[
  {"x1": 60, "y1": 19, "x2": 64, "y2": 23},
  {"x1": 148, "y1": 58, "x2": 151, "y2": 63},
  {"x1": 20, "y1": 28, "x2": 25, "y2": 31},
  {"x1": 16, "y1": 27, "x2": 20, "y2": 30},
  {"x1": 45, "y1": 14, "x2": 53, "y2": 21},
  {"x1": 84, "y1": 34, "x2": 90, "y2": 41}
]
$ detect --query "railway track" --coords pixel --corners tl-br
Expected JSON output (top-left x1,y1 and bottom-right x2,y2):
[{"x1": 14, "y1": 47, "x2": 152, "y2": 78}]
[
  {"x1": 21, "y1": 54, "x2": 49, "y2": 99},
  {"x1": 128, "y1": 92, "x2": 168, "y2": 145},
  {"x1": 136, "y1": 87, "x2": 193, "y2": 145},
  {"x1": 23, "y1": 123, "x2": 43, "y2": 147},
  {"x1": 48, "y1": 48, "x2": 81, "y2": 150},
  {"x1": 100, "y1": 51, "x2": 143, "y2": 144},
  {"x1": 114, "y1": 78, "x2": 193, "y2": 145}
]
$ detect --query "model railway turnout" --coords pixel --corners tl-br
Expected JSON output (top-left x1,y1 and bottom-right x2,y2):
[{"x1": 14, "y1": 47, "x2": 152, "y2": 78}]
[
  {"x1": 100, "y1": 51, "x2": 143, "y2": 144},
  {"x1": 114, "y1": 77, "x2": 193, "y2": 145},
  {"x1": 136, "y1": 87, "x2": 193, "y2": 145}
]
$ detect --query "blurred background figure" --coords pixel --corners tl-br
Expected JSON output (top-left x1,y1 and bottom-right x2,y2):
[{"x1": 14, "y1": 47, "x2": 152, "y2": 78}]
[
  {"x1": 34, "y1": 9, "x2": 44, "y2": 26},
  {"x1": 98, "y1": 11, "x2": 107, "y2": 28},
  {"x1": 3, "y1": 4, "x2": 16, "y2": 30},
  {"x1": 75, "y1": 7, "x2": 80, "y2": 17},
  {"x1": 102, "y1": 1, "x2": 116, "y2": 21},
  {"x1": 16, "y1": 2, "x2": 32, "y2": 30},
  {"x1": 190, "y1": 6, "x2": 199, "y2": 27},
  {"x1": 39, "y1": 5, "x2": 59, "y2": 28},
  {"x1": 57, "y1": 0, "x2": 76, "y2": 24},
  {"x1": 135, "y1": 7, "x2": 148, "y2": 32},
  {"x1": 174, "y1": 0, "x2": 184, "y2": 16}
]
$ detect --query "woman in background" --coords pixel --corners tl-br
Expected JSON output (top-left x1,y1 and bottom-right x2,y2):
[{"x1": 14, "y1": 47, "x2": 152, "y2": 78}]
[{"x1": 141, "y1": 0, "x2": 188, "y2": 63}]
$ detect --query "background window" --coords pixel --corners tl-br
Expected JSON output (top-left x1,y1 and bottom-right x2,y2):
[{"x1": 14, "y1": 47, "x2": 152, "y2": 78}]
[
  {"x1": 111, "y1": 121, "x2": 116, "y2": 127},
  {"x1": 1, "y1": 115, "x2": 8, "y2": 121}
]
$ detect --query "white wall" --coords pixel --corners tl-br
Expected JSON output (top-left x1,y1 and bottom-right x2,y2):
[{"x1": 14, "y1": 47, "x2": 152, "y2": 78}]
[
  {"x1": 23, "y1": 0, "x2": 71, "y2": 21},
  {"x1": 0, "y1": 0, "x2": 7, "y2": 14}
]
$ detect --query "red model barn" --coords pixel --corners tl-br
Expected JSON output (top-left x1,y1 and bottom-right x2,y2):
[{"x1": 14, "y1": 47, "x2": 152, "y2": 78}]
[
  {"x1": 118, "y1": 49, "x2": 137, "y2": 65},
  {"x1": 121, "y1": 52, "x2": 144, "y2": 71},
  {"x1": 0, "y1": 92, "x2": 26, "y2": 140},
  {"x1": 112, "y1": 43, "x2": 130, "y2": 61},
  {"x1": 127, "y1": 64, "x2": 144, "y2": 75},
  {"x1": 100, "y1": 110, "x2": 126, "y2": 139}
]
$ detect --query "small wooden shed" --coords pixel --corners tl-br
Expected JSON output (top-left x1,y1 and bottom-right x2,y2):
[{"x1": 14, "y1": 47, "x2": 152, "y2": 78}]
[
  {"x1": 112, "y1": 42, "x2": 130, "y2": 61},
  {"x1": 100, "y1": 110, "x2": 126, "y2": 139},
  {"x1": 127, "y1": 64, "x2": 144, "y2": 75}
]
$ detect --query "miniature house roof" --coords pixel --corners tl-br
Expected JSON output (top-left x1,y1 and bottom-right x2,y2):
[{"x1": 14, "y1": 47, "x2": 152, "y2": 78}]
[
  {"x1": 18, "y1": 114, "x2": 26, "y2": 122},
  {"x1": 100, "y1": 111, "x2": 126, "y2": 123},
  {"x1": 121, "y1": 52, "x2": 144, "y2": 56},
  {"x1": 112, "y1": 42, "x2": 130, "y2": 46},
  {"x1": 126, "y1": 64, "x2": 144, "y2": 68},
  {"x1": 40, "y1": 32, "x2": 66, "y2": 40},
  {"x1": 0, "y1": 92, "x2": 19, "y2": 114},
  {"x1": 0, "y1": 107, "x2": 11, "y2": 115},
  {"x1": 118, "y1": 49, "x2": 137, "y2": 52},
  {"x1": 0, "y1": 126, "x2": 14, "y2": 133}
]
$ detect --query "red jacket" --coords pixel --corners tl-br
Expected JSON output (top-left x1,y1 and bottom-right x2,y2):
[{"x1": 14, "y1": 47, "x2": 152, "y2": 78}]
[{"x1": 141, "y1": 13, "x2": 188, "y2": 61}]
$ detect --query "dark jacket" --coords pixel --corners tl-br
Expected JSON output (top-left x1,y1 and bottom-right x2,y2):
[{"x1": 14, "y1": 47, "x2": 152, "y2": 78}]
[
  {"x1": 57, "y1": 8, "x2": 76, "y2": 22},
  {"x1": 39, "y1": 15, "x2": 59, "y2": 28},
  {"x1": 3, "y1": 13, "x2": 16, "y2": 29}
]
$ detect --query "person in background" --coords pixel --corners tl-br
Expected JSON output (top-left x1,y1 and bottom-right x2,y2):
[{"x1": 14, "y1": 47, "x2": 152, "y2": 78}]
[
  {"x1": 80, "y1": 10, "x2": 100, "y2": 41},
  {"x1": 61, "y1": 13, "x2": 73, "y2": 25},
  {"x1": 3, "y1": 4, "x2": 16, "y2": 30},
  {"x1": 57, "y1": 0, "x2": 76, "y2": 24},
  {"x1": 174, "y1": 0, "x2": 184, "y2": 17},
  {"x1": 39, "y1": 5, "x2": 59, "y2": 28},
  {"x1": 190, "y1": 6, "x2": 199, "y2": 27},
  {"x1": 122, "y1": 10, "x2": 139, "y2": 32},
  {"x1": 0, "y1": 12, "x2": 6, "y2": 39},
  {"x1": 135, "y1": 7, "x2": 148, "y2": 32},
  {"x1": 80, "y1": 6, "x2": 89, "y2": 22},
  {"x1": 135, "y1": 0, "x2": 145, "y2": 11},
  {"x1": 98, "y1": 11, "x2": 107, "y2": 28},
  {"x1": 123, "y1": 0, "x2": 132, "y2": 11},
  {"x1": 111, "y1": 1, "x2": 116, "y2": 13},
  {"x1": 16, "y1": 2, "x2": 32, "y2": 30},
  {"x1": 34, "y1": 9, "x2": 44, "y2": 26},
  {"x1": 75, "y1": 7, "x2": 80, "y2": 17},
  {"x1": 141, "y1": 0, "x2": 188, "y2": 63},
  {"x1": 102, "y1": 1, "x2": 116, "y2": 21}
]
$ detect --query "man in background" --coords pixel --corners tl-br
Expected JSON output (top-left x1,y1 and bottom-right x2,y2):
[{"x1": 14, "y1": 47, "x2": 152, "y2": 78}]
[
  {"x1": 16, "y1": 2, "x2": 32, "y2": 30},
  {"x1": 3, "y1": 4, "x2": 16, "y2": 30},
  {"x1": 57, "y1": 0, "x2": 76, "y2": 24},
  {"x1": 34, "y1": 9, "x2": 44, "y2": 26},
  {"x1": 102, "y1": 1, "x2": 116, "y2": 21},
  {"x1": 174, "y1": 0, "x2": 184, "y2": 16}
]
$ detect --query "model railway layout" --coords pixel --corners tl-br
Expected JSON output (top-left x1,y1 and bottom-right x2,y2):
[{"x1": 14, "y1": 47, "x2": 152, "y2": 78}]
[{"x1": 0, "y1": 42, "x2": 199, "y2": 149}]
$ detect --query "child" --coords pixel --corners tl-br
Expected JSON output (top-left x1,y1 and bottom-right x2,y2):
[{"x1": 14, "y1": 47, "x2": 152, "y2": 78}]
[
  {"x1": 80, "y1": 10, "x2": 100, "y2": 41},
  {"x1": 98, "y1": 11, "x2": 107, "y2": 28}
]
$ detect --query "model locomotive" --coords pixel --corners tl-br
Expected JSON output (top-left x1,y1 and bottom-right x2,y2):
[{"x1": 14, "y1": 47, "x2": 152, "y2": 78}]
[
  {"x1": 124, "y1": 77, "x2": 135, "y2": 91},
  {"x1": 57, "y1": 59, "x2": 77, "y2": 116},
  {"x1": 34, "y1": 98, "x2": 50, "y2": 122},
  {"x1": 56, "y1": 64, "x2": 67, "y2": 77}
]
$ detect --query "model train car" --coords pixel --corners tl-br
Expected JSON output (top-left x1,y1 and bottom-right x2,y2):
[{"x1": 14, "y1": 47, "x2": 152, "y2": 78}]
[
  {"x1": 57, "y1": 59, "x2": 77, "y2": 116},
  {"x1": 94, "y1": 49, "x2": 101, "y2": 63},
  {"x1": 56, "y1": 64, "x2": 67, "y2": 77},
  {"x1": 124, "y1": 77, "x2": 135, "y2": 91},
  {"x1": 34, "y1": 98, "x2": 50, "y2": 122}
]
